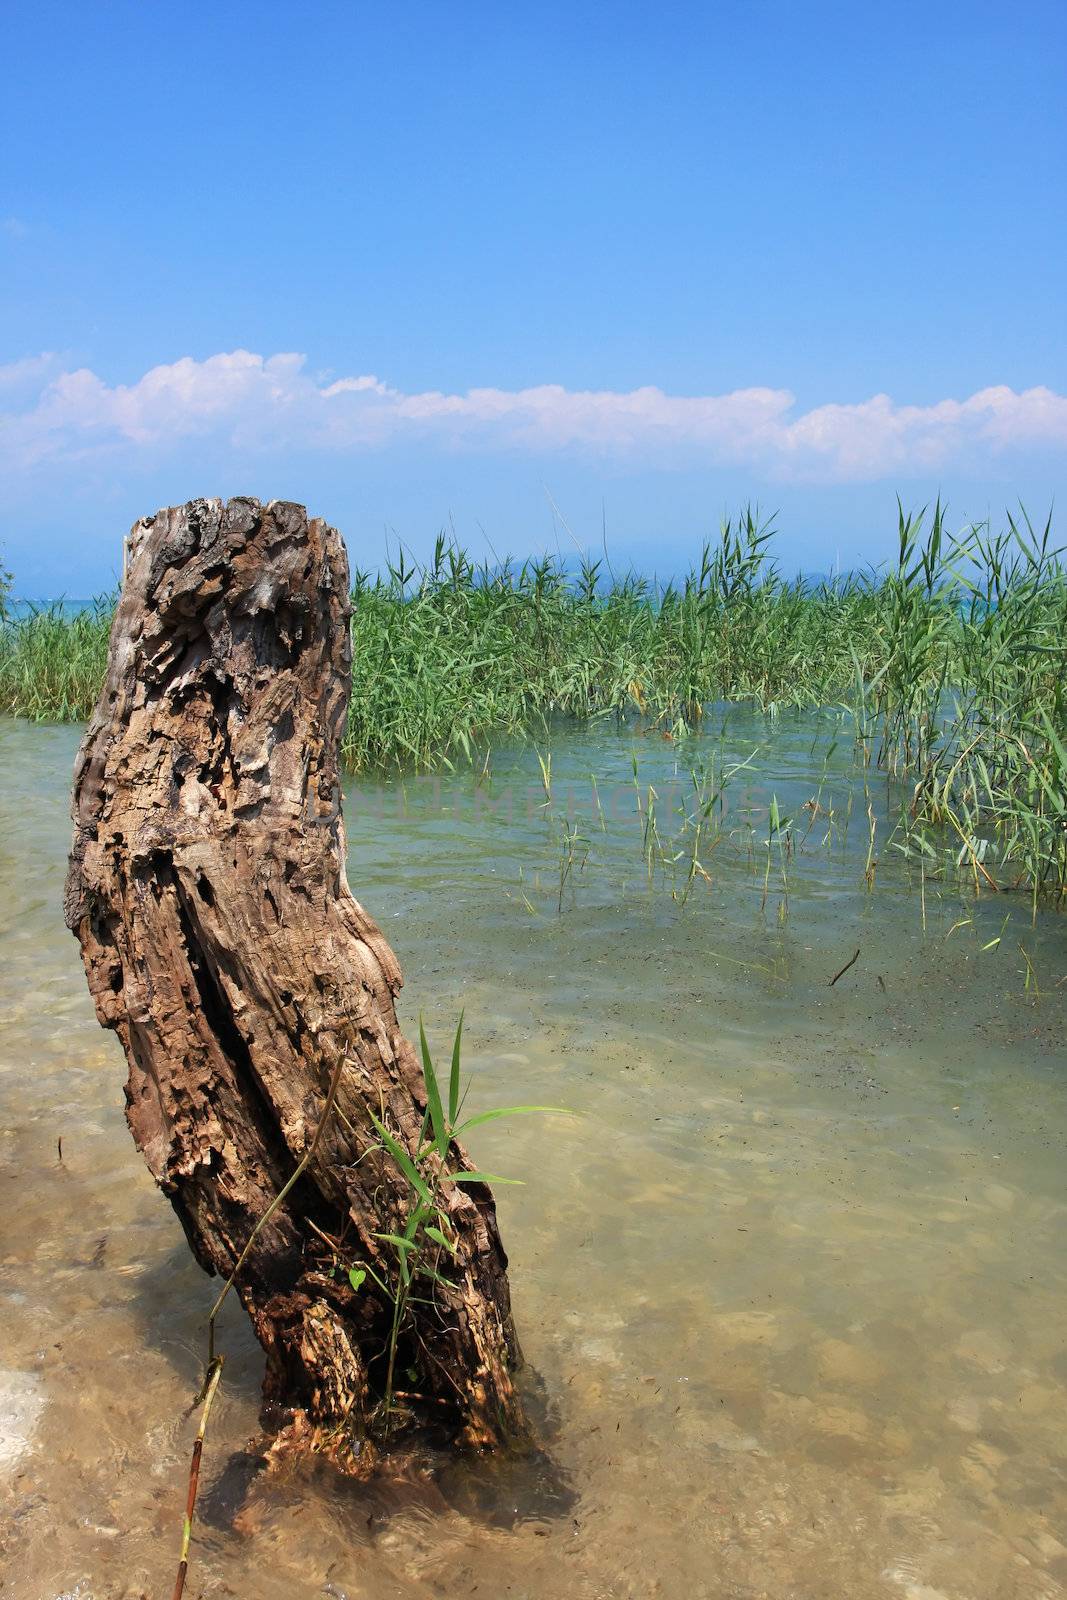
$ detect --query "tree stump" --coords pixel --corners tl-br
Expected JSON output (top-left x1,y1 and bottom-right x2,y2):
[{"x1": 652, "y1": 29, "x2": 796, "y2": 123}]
[{"x1": 64, "y1": 497, "x2": 525, "y2": 1467}]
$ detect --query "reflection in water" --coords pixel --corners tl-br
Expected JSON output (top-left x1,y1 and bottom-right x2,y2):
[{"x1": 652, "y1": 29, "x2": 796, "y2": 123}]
[{"x1": 0, "y1": 714, "x2": 1065, "y2": 1600}]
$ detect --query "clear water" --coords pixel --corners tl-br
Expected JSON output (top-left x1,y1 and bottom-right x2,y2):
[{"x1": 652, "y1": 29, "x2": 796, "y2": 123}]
[{"x1": 1, "y1": 713, "x2": 1065, "y2": 1600}]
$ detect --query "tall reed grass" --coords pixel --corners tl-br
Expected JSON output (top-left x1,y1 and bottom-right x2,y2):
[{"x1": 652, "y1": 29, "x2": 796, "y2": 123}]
[
  {"x1": 0, "y1": 597, "x2": 114, "y2": 722},
  {"x1": 1, "y1": 507, "x2": 1064, "y2": 897}
]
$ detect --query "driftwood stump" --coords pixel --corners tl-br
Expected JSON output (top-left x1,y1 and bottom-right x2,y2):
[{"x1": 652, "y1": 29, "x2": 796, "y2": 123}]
[{"x1": 65, "y1": 497, "x2": 524, "y2": 1466}]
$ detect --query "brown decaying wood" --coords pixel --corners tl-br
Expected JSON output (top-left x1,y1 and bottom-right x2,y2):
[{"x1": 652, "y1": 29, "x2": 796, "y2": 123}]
[{"x1": 65, "y1": 496, "x2": 524, "y2": 1466}]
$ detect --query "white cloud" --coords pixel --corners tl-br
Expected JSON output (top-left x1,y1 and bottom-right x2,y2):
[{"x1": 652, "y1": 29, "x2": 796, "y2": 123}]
[
  {"x1": 0, "y1": 352, "x2": 61, "y2": 395},
  {"x1": 1, "y1": 350, "x2": 1064, "y2": 484}
]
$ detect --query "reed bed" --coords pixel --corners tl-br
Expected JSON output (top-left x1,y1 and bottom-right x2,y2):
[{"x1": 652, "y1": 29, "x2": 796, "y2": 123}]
[
  {"x1": 0, "y1": 597, "x2": 113, "y2": 722},
  {"x1": 1, "y1": 506, "x2": 1064, "y2": 898}
]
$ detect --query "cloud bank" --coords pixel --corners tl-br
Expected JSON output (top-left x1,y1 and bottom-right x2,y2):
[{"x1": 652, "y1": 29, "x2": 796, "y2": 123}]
[{"x1": 2, "y1": 350, "x2": 1065, "y2": 484}]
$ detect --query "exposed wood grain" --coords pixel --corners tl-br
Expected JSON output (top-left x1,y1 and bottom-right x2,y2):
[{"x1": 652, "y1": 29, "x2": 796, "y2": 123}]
[{"x1": 65, "y1": 496, "x2": 524, "y2": 1466}]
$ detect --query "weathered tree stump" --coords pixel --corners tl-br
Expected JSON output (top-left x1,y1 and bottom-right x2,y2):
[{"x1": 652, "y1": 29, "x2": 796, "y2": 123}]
[{"x1": 65, "y1": 497, "x2": 524, "y2": 1468}]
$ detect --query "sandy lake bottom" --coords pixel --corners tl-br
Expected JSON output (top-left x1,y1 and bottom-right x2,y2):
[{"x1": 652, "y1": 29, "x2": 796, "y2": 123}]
[{"x1": 1, "y1": 713, "x2": 1065, "y2": 1600}]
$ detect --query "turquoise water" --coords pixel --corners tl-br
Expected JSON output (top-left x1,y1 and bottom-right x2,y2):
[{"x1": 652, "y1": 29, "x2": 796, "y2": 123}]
[{"x1": 1, "y1": 713, "x2": 1065, "y2": 1600}]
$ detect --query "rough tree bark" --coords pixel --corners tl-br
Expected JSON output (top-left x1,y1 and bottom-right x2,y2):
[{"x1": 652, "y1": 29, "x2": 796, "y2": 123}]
[{"x1": 64, "y1": 496, "x2": 525, "y2": 1469}]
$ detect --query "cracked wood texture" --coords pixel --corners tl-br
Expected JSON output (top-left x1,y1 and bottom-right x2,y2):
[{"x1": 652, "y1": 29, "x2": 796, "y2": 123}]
[{"x1": 64, "y1": 496, "x2": 524, "y2": 1466}]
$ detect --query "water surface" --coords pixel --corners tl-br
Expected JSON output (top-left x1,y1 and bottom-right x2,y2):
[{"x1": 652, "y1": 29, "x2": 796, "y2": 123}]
[{"x1": 1, "y1": 714, "x2": 1065, "y2": 1600}]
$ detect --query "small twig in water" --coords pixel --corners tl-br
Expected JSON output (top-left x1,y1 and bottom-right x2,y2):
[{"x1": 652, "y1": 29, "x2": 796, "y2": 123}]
[
  {"x1": 828, "y1": 947, "x2": 861, "y2": 987},
  {"x1": 171, "y1": 1354, "x2": 224, "y2": 1600},
  {"x1": 174, "y1": 1034, "x2": 352, "y2": 1597}
]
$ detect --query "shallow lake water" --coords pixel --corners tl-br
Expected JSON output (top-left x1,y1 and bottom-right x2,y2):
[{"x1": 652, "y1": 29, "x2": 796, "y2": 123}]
[{"x1": 1, "y1": 712, "x2": 1065, "y2": 1600}]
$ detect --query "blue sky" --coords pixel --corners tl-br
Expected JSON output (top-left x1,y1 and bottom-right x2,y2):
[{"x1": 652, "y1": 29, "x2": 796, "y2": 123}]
[{"x1": 2, "y1": 0, "x2": 1065, "y2": 593}]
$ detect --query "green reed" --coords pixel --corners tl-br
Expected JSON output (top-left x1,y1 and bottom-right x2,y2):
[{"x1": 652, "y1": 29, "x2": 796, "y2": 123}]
[
  {"x1": 343, "y1": 1014, "x2": 567, "y2": 1426},
  {"x1": 2, "y1": 506, "x2": 1064, "y2": 897},
  {"x1": 0, "y1": 597, "x2": 113, "y2": 721}
]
